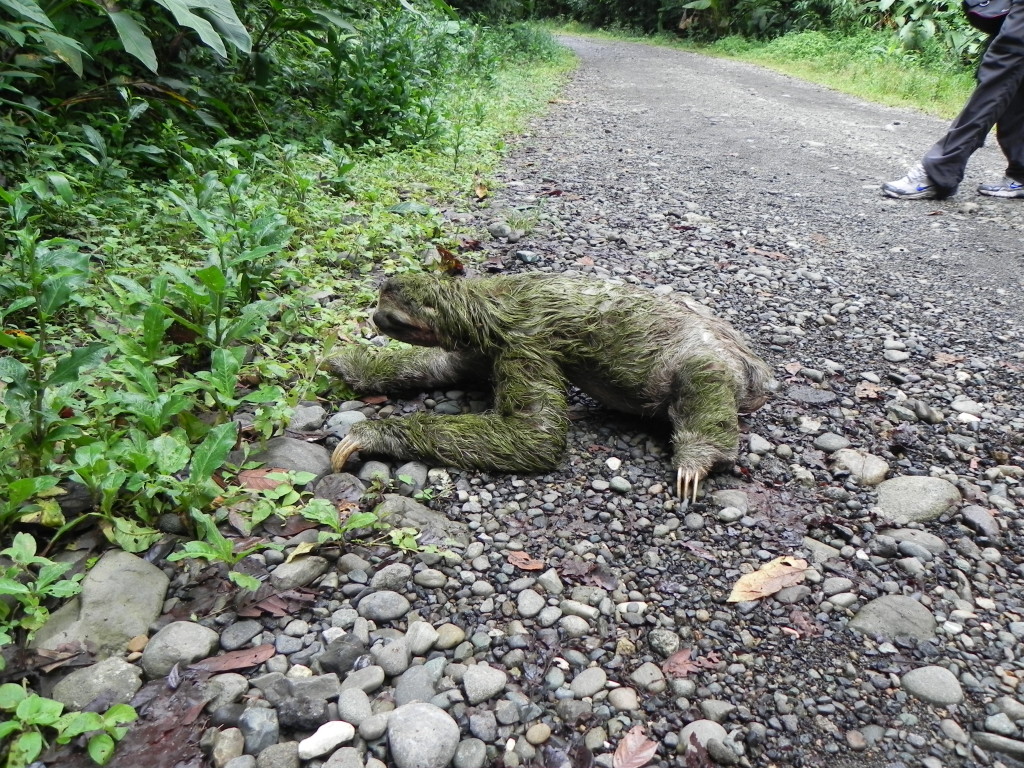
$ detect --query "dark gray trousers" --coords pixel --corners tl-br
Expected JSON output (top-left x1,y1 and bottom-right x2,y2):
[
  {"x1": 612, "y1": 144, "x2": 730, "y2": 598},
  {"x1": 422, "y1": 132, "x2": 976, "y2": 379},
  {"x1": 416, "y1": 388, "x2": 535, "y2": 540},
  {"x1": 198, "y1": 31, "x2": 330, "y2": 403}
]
[{"x1": 923, "y1": 0, "x2": 1024, "y2": 189}]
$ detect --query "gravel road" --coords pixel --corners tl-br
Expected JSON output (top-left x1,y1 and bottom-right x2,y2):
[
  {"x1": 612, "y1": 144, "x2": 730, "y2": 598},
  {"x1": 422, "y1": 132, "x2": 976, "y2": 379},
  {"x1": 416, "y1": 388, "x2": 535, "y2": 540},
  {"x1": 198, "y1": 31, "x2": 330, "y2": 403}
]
[{"x1": 46, "y1": 35, "x2": 1024, "y2": 768}]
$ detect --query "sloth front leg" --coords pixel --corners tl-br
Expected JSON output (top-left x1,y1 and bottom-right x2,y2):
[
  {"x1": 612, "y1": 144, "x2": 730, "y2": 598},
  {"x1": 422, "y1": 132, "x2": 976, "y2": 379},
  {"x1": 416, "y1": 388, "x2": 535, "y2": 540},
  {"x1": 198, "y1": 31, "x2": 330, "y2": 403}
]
[
  {"x1": 668, "y1": 359, "x2": 742, "y2": 502},
  {"x1": 331, "y1": 354, "x2": 571, "y2": 474},
  {"x1": 327, "y1": 345, "x2": 486, "y2": 393}
]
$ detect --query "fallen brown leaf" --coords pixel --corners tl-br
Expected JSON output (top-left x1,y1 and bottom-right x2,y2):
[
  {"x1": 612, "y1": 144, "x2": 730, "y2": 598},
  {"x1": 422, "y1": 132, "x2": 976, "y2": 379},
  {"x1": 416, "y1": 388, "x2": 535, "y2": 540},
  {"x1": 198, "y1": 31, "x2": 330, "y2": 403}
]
[
  {"x1": 236, "y1": 468, "x2": 291, "y2": 491},
  {"x1": 612, "y1": 724, "x2": 658, "y2": 768},
  {"x1": 727, "y1": 556, "x2": 809, "y2": 602},
  {"x1": 854, "y1": 380, "x2": 882, "y2": 399},
  {"x1": 508, "y1": 551, "x2": 544, "y2": 571},
  {"x1": 190, "y1": 644, "x2": 275, "y2": 673}
]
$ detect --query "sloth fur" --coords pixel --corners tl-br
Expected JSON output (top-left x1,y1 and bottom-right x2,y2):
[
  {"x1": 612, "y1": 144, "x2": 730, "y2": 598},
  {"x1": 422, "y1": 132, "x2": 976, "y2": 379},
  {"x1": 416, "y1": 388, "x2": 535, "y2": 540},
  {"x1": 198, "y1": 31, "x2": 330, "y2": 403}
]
[{"x1": 328, "y1": 272, "x2": 772, "y2": 498}]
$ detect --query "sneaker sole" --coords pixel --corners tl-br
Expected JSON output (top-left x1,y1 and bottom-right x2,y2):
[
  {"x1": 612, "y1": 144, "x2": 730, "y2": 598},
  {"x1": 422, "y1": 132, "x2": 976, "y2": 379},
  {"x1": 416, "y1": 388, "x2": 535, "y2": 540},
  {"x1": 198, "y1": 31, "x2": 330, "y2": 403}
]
[
  {"x1": 978, "y1": 188, "x2": 1024, "y2": 198},
  {"x1": 882, "y1": 186, "x2": 938, "y2": 200}
]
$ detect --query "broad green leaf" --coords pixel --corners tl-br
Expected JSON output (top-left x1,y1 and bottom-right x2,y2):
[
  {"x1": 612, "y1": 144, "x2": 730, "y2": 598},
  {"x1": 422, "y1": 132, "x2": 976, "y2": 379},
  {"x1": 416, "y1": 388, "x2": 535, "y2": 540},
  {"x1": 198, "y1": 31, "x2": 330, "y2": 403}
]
[
  {"x1": 108, "y1": 11, "x2": 158, "y2": 73},
  {"x1": 37, "y1": 277, "x2": 73, "y2": 318},
  {"x1": 387, "y1": 201, "x2": 435, "y2": 215},
  {"x1": 37, "y1": 29, "x2": 86, "y2": 76},
  {"x1": 0, "y1": 0, "x2": 55, "y2": 28},
  {"x1": 55, "y1": 710, "x2": 103, "y2": 740},
  {"x1": 88, "y1": 732, "x2": 115, "y2": 765},
  {"x1": 196, "y1": 264, "x2": 227, "y2": 293},
  {"x1": 16, "y1": 694, "x2": 63, "y2": 725},
  {"x1": 0, "y1": 296, "x2": 35, "y2": 319},
  {"x1": 199, "y1": 0, "x2": 252, "y2": 52},
  {"x1": 0, "y1": 578, "x2": 31, "y2": 596},
  {"x1": 310, "y1": 9, "x2": 357, "y2": 33},
  {"x1": 154, "y1": 0, "x2": 226, "y2": 57},
  {"x1": 228, "y1": 571, "x2": 260, "y2": 591},
  {"x1": 190, "y1": 421, "x2": 238, "y2": 482},
  {"x1": 150, "y1": 433, "x2": 192, "y2": 474},
  {"x1": 103, "y1": 703, "x2": 138, "y2": 726},
  {"x1": 0, "y1": 683, "x2": 28, "y2": 710},
  {"x1": 101, "y1": 517, "x2": 162, "y2": 553},
  {"x1": 45, "y1": 172, "x2": 74, "y2": 204},
  {"x1": 46, "y1": 343, "x2": 107, "y2": 388},
  {"x1": 8, "y1": 475, "x2": 59, "y2": 507},
  {"x1": 8, "y1": 730, "x2": 43, "y2": 766}
]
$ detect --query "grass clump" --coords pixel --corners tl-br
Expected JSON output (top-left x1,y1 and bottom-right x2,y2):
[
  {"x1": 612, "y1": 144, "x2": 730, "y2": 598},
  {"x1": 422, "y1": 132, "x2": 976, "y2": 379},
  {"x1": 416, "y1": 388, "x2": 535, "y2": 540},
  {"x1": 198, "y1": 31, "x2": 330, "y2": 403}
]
[{"x1": 702, "y1": 29, "x2": 976, "y2": 118}]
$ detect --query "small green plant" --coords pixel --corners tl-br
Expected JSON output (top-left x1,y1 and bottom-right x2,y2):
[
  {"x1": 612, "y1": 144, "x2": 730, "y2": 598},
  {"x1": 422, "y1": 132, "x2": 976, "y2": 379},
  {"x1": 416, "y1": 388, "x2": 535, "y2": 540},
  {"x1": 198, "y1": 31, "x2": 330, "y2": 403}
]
[
  {"x1": 193, "y1": 347, "x2": 285, "y2": 420},
  {"x1": 0, "y1": 682, "x2": 137, "y2": 768},
  {"x1": 0, "y1": 199, "x2": 107, "y2": 479},
  {"x1": 167, "y1": 511, "x2": 281, "y2": 591},
  {"x1": 299, "y1": 499, "x2": 381, "y2": 545},
  {"x1": 0, "y1": 534, "x2": 84, "y2": 669}
]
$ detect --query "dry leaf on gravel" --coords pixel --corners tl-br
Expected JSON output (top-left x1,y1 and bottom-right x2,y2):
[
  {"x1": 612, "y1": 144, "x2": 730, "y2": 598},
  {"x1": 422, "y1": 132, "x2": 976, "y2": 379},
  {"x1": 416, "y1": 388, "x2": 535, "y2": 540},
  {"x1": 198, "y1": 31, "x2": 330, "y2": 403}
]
[
  {"x1": 662, "y1": 648, "x2": 719, "y2": 678},
  {"x1": 189, "y1": 643, "x2": 275, "y2": 673},
  {"x1": 662, "y1": 648, "x2": 700, "y2": 678},
  {"x1": 613, "y1": 725, "x2": 659, "y2": 768},
  {"x1": 508, "y1": 551, "x2": 544, "y2": 571},
  {"x1": 727, "y1": 556, "x2": 809, "y2": 602},
  {"x1": 854, "y1": 381, "x2": 882, "y2": 399}
]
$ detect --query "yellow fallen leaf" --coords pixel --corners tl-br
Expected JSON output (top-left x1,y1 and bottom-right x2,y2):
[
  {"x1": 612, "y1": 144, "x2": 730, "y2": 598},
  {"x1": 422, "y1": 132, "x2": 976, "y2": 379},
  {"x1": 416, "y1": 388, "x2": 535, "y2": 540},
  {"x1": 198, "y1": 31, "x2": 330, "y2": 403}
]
[
  {"x1": 285, "y1": 541, "x2": 317, "y2": 563},
  {"x1": 727, "y1": 556, "x2": 809, "y2": 602}
]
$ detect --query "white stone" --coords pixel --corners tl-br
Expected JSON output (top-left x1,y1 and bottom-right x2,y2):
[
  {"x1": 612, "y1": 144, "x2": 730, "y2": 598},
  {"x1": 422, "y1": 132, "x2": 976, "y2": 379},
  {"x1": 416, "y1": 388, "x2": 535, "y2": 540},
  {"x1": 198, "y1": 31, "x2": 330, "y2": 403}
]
[{"x1": 298, "y1": 721, "x2": 356, "y2": 760}]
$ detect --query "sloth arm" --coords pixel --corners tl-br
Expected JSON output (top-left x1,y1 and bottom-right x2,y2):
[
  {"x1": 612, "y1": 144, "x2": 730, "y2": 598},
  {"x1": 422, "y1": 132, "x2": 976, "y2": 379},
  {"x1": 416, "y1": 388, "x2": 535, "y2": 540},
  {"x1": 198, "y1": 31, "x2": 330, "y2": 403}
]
[
  {"x1": 331, "y1": 352, "x2": 571, "y2": 474},
  {"x1": 327, "y1": 345, "x2": 488, "y2": 392},
  {"x1": 668, "y1": 358, "x2": 742, "y2": 502}
]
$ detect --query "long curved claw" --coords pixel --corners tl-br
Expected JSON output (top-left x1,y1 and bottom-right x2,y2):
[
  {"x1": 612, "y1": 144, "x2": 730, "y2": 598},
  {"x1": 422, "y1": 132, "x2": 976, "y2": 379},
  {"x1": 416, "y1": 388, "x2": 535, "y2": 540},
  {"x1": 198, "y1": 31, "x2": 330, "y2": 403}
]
[
  {"x1": 331, "y1": 435, "x2": 362, "y2": 473},
  {"x1": 676, "y1": 467, "x2": 705, "y2": 503}
]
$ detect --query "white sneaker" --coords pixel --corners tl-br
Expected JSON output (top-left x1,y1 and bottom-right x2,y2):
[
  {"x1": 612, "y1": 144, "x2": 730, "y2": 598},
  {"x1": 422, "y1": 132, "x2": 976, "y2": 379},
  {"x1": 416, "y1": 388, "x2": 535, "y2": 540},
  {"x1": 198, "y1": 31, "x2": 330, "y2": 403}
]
[
  {"x1": 977, "y1": 176, "x2": 1024, "y2": 198},
  {"x1": 882, "y1": 164, "x2": 951, "y2": 199}
]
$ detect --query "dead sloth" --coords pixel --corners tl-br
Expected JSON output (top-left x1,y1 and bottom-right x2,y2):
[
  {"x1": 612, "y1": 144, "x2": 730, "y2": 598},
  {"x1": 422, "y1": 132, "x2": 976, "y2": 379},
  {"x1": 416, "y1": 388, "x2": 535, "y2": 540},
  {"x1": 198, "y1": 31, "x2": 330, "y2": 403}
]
[{"x1": 328, "y1": 272, "x2": 773, "y2": 500}]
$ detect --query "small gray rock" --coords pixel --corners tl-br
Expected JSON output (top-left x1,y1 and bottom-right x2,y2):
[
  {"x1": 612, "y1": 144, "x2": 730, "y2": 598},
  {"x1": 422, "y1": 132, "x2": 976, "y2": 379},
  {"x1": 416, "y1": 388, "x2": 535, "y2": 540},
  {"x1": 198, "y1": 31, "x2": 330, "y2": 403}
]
[
  {"x1": 387, "y1": 702, "x2": 460, "y2": 768},
  {"x1": 357, "y1": 591, "x2": 411, "y2": 623},
  {"x1": 453, "y1": 738, "x2": 487, "y2": 768},
  {"x1": 679, "y1": 720, "x2": 727, "y2": 752},
  {"x1": 269, "y1": 556, "x2": 329, "y2": 591},
  {"x1": 141, "y1": 621, "x2": 219, "y2": 678},
  {"x1": 336, "y1": 687, "x2": 372, "y2": 726},
  {"x1": 463, "y1": 663, "x2": 508, "y2": 705},
  {"x1": 221, "y1": 620, "x2": 264, "y2": 651},
  {"x1": 849, "y1": 596, "x2": 936, "y2": 641},
  {"x1": 875, "y1": 476, "x2": 960, "y2": 524},
  {"x1": 239, "y1": 707, "x2": 279, "y2": 755},
  {"x1": 255, "y1": 741, "x2": 298, "y2": 768},
  {"x1": 248, "y1": 437, "x2": 330, "y2": 478},
  {"x1": 51, "y1": 657, "x2": 142, "y2": 710},
  {"x1": 570, "y1": 667, "x2": 607, "y2": 698}
]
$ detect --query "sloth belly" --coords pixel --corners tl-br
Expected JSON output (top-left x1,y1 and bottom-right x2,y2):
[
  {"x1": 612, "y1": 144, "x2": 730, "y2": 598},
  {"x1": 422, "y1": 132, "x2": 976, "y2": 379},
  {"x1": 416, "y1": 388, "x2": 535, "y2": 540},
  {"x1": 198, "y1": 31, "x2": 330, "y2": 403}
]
[{"x1": 565, "y1": 369, "x2": 665, "y2": 418}]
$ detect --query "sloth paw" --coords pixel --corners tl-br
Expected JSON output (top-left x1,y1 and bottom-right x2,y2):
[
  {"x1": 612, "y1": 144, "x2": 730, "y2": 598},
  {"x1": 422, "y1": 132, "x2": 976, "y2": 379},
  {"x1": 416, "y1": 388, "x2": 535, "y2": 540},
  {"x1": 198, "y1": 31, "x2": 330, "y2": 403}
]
[
  {"x1": 675, "y1": 466, "x2": 708, "y2": 504},
  {"x1": 331, "y1": 435, "x2": 363, "y2": 473}
]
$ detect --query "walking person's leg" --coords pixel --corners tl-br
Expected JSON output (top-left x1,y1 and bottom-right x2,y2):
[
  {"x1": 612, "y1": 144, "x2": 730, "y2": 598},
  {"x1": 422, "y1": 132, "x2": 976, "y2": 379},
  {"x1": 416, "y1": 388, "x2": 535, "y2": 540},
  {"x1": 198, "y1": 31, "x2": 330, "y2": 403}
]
[
  {"x1": 978, "y1": 72, "x2": 1024, "y2": 195},
  {"x1": 883, "y1": 1, "x2": 1024, "y2": 199}
]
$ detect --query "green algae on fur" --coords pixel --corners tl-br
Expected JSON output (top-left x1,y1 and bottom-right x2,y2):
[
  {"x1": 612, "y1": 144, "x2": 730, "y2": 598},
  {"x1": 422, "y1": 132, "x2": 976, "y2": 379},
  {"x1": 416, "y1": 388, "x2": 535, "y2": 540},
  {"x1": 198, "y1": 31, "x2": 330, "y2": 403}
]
[{"x1": 327, "y1": 272, "x2": 773, "y2": 495}]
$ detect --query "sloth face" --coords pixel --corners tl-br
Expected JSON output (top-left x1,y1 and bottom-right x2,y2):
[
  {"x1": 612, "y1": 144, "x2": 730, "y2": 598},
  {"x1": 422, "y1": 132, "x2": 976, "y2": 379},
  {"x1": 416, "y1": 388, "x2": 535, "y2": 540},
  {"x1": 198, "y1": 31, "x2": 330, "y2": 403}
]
[{"x1": 372, "y1": 279, "x2": 441, "y2": 347}]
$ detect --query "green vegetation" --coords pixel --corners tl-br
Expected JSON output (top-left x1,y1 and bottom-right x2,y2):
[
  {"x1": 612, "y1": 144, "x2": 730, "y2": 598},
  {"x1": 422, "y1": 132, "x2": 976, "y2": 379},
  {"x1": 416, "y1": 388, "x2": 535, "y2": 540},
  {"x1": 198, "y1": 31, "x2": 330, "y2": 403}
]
[
  {"x1": 700, "y1": 30, "x2": 977, "y2": 119},
  {"x1": 0, "y1": 682, "x2": 136, "y2": 768},
  {"x1": 1, "y1": 3, "x2": 570, "y2": 763}
]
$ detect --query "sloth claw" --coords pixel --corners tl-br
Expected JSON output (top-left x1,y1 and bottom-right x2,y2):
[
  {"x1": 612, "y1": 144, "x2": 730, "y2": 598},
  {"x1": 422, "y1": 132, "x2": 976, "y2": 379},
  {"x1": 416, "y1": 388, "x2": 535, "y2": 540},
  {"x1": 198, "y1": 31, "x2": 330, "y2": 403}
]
[
  {"x1": 675, "y1": 467, "x2": 706, "y2": 504},
  {"x1": 331, "y1": 436, "x2": 362, "y2": 473}
]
